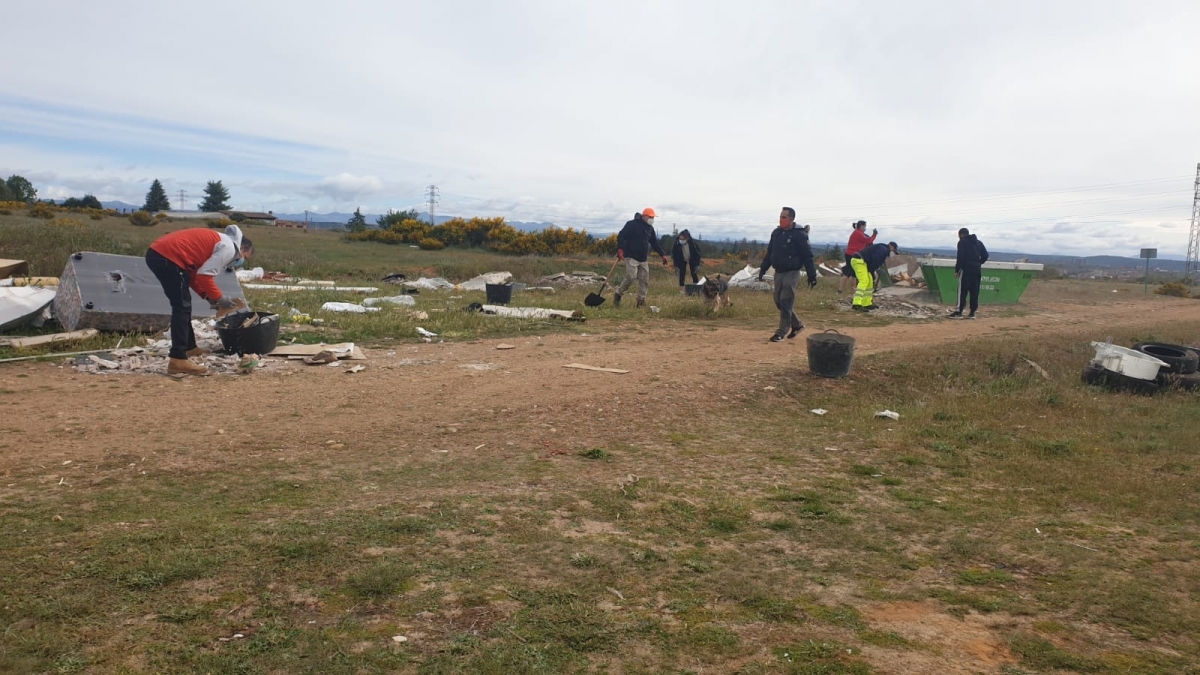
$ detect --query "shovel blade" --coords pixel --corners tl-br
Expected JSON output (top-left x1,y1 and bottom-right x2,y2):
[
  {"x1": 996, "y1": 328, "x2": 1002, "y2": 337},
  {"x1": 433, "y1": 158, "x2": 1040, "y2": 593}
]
[{"x1": 584, "y1": 293, "x2": 606, "y2": 307}]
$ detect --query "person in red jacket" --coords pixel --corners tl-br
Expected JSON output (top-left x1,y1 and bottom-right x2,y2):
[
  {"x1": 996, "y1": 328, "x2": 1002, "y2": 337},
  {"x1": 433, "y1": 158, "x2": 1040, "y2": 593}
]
[
  {"x1": 145, "y1": 225, "x2": 252, "y2": 375},
  {"x1": 839, "y1": 220, "x2": 877, "y2": 297}
]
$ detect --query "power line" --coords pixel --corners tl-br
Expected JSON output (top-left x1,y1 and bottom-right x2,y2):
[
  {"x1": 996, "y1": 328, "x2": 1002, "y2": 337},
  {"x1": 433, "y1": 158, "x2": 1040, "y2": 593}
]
[
  {"x1": 1186, "y1": 164, "x2": 1200, "y2": 282},
  {"x1": 177, "y1": 189, "x2": 188, "y2": 211},
  {"x1": 425, "y1": 184, "x2": 439, "y2": 225}
]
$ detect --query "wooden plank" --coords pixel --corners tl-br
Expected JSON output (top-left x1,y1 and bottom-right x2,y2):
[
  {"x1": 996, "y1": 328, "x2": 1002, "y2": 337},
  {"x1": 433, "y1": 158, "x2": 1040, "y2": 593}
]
[
  {"x1": 0, "y1": 329, "x2": 99, "y2": 348},
  {"x1": 562, "y1": 363, "x2": 629, "y2": 374},
  {"x1": 268, "y1": 342, "x2": 366, "y2": 360}
]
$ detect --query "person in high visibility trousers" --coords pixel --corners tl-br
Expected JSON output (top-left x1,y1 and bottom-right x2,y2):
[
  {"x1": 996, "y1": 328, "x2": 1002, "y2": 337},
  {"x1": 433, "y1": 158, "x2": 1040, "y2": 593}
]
[
  {"x1": 850, "y1": 241, "x2": 898, "y2": 311},
  {"x1": 145, "y1": 224, "x2": 252, "y2": 375},
  {"x1": 839, "y1": 220, "x2": 876, "y2": 297}
]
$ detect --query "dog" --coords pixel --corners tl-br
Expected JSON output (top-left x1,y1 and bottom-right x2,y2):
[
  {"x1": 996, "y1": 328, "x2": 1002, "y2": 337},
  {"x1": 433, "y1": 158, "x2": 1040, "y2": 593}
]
[{"x1": 701, "y1": 274, "x2": 732, "y2": 314}]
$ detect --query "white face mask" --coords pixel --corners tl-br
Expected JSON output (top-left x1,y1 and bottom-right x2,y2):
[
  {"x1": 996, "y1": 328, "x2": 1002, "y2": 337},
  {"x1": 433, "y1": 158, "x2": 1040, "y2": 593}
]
[
  {"x1": 645, "y1": 217, "x2": 655, "y2": 226},
  {"x1": 678, "y1": 238, "x2": 686, "y2": 243}
]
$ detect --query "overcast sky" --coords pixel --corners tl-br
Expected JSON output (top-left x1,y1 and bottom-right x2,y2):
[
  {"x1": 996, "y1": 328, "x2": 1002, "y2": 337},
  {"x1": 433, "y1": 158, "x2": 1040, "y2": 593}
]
[{"x1": 2, "y1": 0, "x2": 1198, "y2": 256}]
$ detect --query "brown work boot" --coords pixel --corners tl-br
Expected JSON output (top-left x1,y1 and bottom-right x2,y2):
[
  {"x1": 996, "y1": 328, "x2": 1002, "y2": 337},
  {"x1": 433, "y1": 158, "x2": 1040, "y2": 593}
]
[
  {"x1": 168, "y1": 358, "x2": 209, "y2": 376},
  {"x1": 185, "y1": 347, "x2": 211, "y2": 357}
]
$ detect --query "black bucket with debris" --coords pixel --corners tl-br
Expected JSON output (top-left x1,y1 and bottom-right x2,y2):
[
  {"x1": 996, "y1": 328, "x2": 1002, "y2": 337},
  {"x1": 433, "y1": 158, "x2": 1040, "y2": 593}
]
[
  {"x1": 216, "y1": 311, "x2": 280, "y2": 356},
  {"x1": 485, "y1": 283, "x2": 513, "y2": 305},
  {"x1": 807, "y1": 329, "x2": 855, "y2": 378}
]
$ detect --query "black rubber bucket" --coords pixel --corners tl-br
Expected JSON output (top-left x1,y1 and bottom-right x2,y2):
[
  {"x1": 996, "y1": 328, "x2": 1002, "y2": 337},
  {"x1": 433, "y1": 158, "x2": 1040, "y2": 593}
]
[
  {"x1": 684, "y1": 283, "x2": 704, "y2": 296},
  {"x1": 216, "y1": 312, "x2": 280, "y2": 355},
  {"x1": 485, "y1": 283, "x2": 513, "y2": 305},
  {"x1": 807, "y1": 329, "x2": 856, "y2": 378}
]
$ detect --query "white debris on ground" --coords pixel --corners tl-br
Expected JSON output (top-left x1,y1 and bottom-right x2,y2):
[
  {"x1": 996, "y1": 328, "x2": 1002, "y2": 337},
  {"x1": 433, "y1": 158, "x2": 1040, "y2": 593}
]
[
  {"x1": 459, "y1": 272, "x2": 513, "y2": 292},
  {"x1": 403, "y1": 277, "x2": 454, "y2": 291},
  {"x1": 728, "y1": 265, "x2": 772, "y2": 291},
  {"x1": 363, "y1": 295, "x2": 416, "y2": 306},
  {"x1": 321, "y1": 302, "x2": 381, "y2": 313},
  {"x1": 538, "y1": 271, "x2": 607, "y2": 288},
  {"x1": 838, "y1": 287, "x2": 942, "y2": 319},
  {"x1": 71, "y1": 347, "x2": 275, "y2": 376}
]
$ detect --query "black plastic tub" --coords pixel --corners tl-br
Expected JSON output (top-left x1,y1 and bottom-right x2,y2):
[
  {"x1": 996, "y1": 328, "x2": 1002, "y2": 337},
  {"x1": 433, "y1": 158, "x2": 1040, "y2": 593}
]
[
  {"x1": 485, "y1": 283, "x2": 513, "y2": 305},
  {"x1": 684, "y1": 283, "x2": 704, "y2": 296},
  {"x1": 807, "y1": 329, "x2": 855, "y2": 378},
  {"x1": 216, "y1": 312, "x2": 280, "y2": 355}
]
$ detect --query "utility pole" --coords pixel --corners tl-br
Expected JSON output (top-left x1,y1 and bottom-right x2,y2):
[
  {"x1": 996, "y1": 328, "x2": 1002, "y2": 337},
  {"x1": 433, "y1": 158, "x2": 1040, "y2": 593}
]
[
  {"x1": 1186, "y1": 163, "x2": 1200, "y2": 284},
  {"x1": 177, "y1": 189, "x2": 188, "y2": 211},
  {"x1": 425, "y1": 184, "x2": 440, "y2": 225}
]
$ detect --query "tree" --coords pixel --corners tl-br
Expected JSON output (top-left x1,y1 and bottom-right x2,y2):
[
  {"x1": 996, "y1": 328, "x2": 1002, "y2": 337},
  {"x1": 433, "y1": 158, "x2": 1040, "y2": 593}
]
[
  {"x1": 143, "y1": 179, "x2": 171, "y2": 212},
  {"x1": 376, "y1": 208, "x2": 421, "y2": 228},
  {"x1": 347, "y1": 208, "x2": 367, "y2": 233},
  {"x1": 0, "y1": 181, "x2": 12, "y2": 201},
  {"x1": 61, "y1": 194, "x2": 103, "y2": 209},
  {"x1": 198, "y1": 180, "x2": 230, "y2": 212},
  {"x1": 4, "y1": 175, "x2": 37, "y2": 203}
]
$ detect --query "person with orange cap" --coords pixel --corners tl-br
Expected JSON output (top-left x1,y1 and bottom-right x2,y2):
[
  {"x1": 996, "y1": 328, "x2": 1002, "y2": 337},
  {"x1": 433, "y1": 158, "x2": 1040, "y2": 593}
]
[
  {"x1": 145, "y1": 224, "x2": 252, "y2": 375},
  {"x1": 613, "y1": 207, "x2": 668, "y2": 308}
]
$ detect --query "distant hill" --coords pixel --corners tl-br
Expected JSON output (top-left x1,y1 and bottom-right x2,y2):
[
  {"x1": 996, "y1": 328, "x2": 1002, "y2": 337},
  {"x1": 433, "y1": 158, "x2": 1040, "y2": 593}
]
[
  {"x1": 273, "y1": 211, "x2": 553, "y2": 233},
  {"x1": 101, "y1": 200, "x2": 141, "y2": 212}
]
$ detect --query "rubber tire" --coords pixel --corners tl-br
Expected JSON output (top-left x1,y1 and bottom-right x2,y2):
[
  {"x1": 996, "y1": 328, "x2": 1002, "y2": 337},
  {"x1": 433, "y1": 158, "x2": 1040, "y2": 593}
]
[
  {"x1": 1081, "y1": 364, "x2": 1160, "y2": 396},
  {"x1": 1158, "y1": 372, "x2": 1200, "y2": 391},
  {"x1": 1132, "y1": 342, "x2": 1199, "y2": 375}
]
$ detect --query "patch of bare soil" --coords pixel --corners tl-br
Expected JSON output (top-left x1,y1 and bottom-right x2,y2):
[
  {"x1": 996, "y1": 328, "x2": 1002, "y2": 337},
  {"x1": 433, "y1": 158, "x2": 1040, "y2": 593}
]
[{"x1": 861, "y1": 600, "x2": 1019, "y2": 674}]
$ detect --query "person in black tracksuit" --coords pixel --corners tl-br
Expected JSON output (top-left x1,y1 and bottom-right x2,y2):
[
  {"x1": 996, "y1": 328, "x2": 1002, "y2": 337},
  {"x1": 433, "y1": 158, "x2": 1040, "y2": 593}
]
[
  {"x1": 671, "y1": 229, "x2": 702, "y2": 290},
  {"x1": 614, "y1": 209, "x2": 668, "y2": 307},
  {"x1": 951, "y1": 227, "x2": 988, "y2": 318},
  {"x1": 757, "y1": 207, "x2": 818, "y2": 342}
]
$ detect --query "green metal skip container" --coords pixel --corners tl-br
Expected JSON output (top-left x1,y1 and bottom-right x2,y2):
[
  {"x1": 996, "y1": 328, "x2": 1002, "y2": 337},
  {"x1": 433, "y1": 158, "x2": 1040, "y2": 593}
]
[{"x1": 918, "y1": 258, "x2": 1044, "y2": 305}]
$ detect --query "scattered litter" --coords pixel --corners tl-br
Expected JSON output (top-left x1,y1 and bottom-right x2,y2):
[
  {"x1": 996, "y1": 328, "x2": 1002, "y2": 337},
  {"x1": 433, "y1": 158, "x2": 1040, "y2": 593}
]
[
  {"x1": 407, "y1": 310, "x2": 429, "y2": 320},
  {"x1": 345, "y1": 365, "x2": 366, "y2": 373},
  {"x1": 563, "y1": 363, "x2": 629, "y2": 374},
  {"x1": 538, "y1": 271, "x2": 608, "y2": 288},
  {"x1": 271, "y1": 342, "x2": 365, "y2": 360},
  {"x1": 326, "y1": 360, "x2": 341, "y2": 367},
  {"x1": 217, "y1": 633, "x2": 245, "y2": 642},
  {"x1": 459, "y1": 272, "x2": 513, "y2": 292},
  {"x1": 474, "y1": 443, "x2": 486, "y2": 450},
  {"x1": 763, "y1": 385, "x2": 776, "y2": 391},
  {"x1": 607, "y1": 587, "x2": 625, "y2": 601},
  {"x1": 237, "y1": 355, "x2": 259, "y2": 374},
  {"x1": 243, "y1": 283, "x2": 380, "y2": 293},
  {"x1": 381, "y1": 273, "x2": 407, "y2": 284},
  {"x1": 728, "y1": 264, "x2": 773, "y2": 290},
  {"x1": 1023, "y1": 358, "x2": 1051, "y2": 380},
  {"x1": 404, "y1": 277, "x2": 454, "y2": 291},
  {"x1": 391, "y1": 635, "x2": 408, "y2": 644},
  {"x1": 363, "y1": 295, "x2": 416, "y2": 307},
  {"x1": 87, "y1": 354, "x2": 119, "y2": 369},
  {"x1": 496, "y1": 343, "x2": 515, "y2": 350},
  {"x1": 471, "y1": 304, "x2": 585, "y2": 321},
  {"x1": 303, "y1": 351, "x2": 338, "y2": 365},
  {"x1": 874, "y1": 410, "x2": 900, "y2": 420},
  {"x1": 810, "y1": 408, "x2": 828, "y2": 416},
  {"x1": 0, "y1": 286, "x2": 57, "y2": 331},
  {"x1": 235, "y1": 267, "x2": 265, "y2": 281},
  {"x1": 320, "y1": 302, "x2": 380, "y2": 313},
  {"x1": 461, "y1": 363, "x2": 496, "y2": 371},
  {"x1": 0, "y1": 328, "x2": 98, "y2": 349},
  {"x1": 416, "y1": 327, "x2": 438, "y2": 338},
  {"x1": 649, "y1": 306, "x2": 660, "y2": 313}
]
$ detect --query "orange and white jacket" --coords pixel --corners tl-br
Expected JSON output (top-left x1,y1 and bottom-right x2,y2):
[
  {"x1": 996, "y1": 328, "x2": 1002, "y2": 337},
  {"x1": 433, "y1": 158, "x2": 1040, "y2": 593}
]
[{"x1": 149, "y1": 225, "x2": 243, "y2": 302}]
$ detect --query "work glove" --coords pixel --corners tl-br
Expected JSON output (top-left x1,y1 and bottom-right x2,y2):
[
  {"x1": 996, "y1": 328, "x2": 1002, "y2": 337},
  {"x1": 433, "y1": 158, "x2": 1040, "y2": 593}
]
[
  {"x1": 617, "y1": 249, "x2": 624, "y2": 261},
  {"x1": 213, "y1": 296, "x2": 246, "y2": 319}
]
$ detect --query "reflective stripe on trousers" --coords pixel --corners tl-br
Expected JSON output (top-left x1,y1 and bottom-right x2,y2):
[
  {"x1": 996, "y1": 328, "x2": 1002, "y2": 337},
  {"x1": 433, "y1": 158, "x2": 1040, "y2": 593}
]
[{"x1": 851, "y1": 257, "x2": 873, "y2": 307}]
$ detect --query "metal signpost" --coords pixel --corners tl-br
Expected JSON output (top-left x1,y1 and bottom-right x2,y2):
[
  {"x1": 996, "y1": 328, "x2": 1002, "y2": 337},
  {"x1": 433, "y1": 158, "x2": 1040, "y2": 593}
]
[{"x1": 1141, "y1": 248, "x2": 1157, "y2": 293}]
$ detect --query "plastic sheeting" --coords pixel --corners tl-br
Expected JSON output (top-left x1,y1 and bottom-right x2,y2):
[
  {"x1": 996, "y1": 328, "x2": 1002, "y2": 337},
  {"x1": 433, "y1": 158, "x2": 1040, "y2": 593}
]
[
  {"x1": 320, "y1": 302, "x2": 381, "y2": 313},
  {"x1": 363, "y1": 295, "x2": 417, "y2": 307},
  {"x1": 235, "y1": 267, "x2": 265, "y2": 281},
  {"x1": 727, "y1": 264, "x2": 773, "y2": 291},
  {"x1": 0, "y1": 286, "x2": 57, "y2": 331},
  {"x1": 459, "y1": 272, "x2": 512, "y2": 292}
]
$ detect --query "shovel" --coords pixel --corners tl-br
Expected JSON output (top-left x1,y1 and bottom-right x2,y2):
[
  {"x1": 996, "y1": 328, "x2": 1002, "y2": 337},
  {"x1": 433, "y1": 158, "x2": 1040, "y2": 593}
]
[{"x1": 584, "y1": 258, "x2": 623, "y2": 307}]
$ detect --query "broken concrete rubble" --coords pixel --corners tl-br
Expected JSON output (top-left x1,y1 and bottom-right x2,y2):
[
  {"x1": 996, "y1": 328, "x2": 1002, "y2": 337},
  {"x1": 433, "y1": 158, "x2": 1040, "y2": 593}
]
[{"x1": 538, "y1": 271, "x2": 607, "y2": 287}]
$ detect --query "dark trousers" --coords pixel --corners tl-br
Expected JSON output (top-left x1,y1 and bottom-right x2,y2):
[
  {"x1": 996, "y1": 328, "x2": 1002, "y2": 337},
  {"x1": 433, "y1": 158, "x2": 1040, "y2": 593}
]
[
  {"x1": 676, "y1": 265, "x2": 699, "y2": 286},
  {"x1": 957, "y1": 265, "x2": 982, "y2": 314},
  {"x1": 145, "y1": 249, "x2": 196, "y2": 359}
]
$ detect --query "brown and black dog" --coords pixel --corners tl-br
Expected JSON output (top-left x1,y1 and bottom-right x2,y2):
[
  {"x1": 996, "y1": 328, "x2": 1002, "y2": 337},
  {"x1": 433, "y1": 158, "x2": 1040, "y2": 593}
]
[{"x1": 701, "y1": 274, "x2": 732, "y2": 314}]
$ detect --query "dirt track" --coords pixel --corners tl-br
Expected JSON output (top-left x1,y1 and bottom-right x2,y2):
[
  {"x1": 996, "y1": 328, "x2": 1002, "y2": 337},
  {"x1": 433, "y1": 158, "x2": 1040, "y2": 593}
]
[{"x1": 3, "y1": 294, "x2": 1198, "y2": 477}]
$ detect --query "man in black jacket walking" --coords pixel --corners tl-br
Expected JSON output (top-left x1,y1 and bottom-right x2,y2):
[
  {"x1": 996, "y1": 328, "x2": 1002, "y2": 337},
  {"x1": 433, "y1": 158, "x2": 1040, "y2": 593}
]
[
  {"x1": 757, "y1": 207, "x2": 818, "y2": 342},
  {"x1": 950, "y1": 227, "x2": 989, "y2": 319},
  {"x1": 614, "y1": 208, "x2": 668, "y2": 308}
]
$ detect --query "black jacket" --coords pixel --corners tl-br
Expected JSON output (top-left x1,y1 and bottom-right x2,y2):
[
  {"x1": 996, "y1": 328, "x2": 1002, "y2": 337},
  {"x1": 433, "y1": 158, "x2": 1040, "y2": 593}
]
[
  {"x1": 671, "y1": 230, "x2": 702, "y2": 270},
  {"x1": 759, "y1": 225, "x2": 816, "y2": 281},
  {"x1": 955, "y1": 235, "x2": 989, "y2": 272},
  {"x1": 856, "y1": 243, "x2": 893, "y2": 275},
  {"x1": 617, "y1": 213, "x2": 666, "y2": 262}
]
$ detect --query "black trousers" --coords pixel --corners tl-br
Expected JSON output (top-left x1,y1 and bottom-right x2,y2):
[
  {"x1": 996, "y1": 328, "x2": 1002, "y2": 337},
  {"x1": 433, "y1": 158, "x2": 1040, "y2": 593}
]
[
  {"x1": 145, "y1": 248, "x2": 196, "y2": 359},
  {"x1": 677, "y1": 265, "x2": 699, "y2": 285},
  {"x1": 957, "y1": 265, "x2": 982, "y2": 313}
]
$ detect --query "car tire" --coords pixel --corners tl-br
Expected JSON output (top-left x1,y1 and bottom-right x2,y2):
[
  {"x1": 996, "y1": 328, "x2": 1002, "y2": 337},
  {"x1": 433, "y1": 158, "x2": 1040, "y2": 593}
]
[
  {"x1": 1082, "y1": 363, "x2": 1160, "y2": 396},
  {"x1": 1132, "y1": 342, "x2": 1199, "y2": 375}
]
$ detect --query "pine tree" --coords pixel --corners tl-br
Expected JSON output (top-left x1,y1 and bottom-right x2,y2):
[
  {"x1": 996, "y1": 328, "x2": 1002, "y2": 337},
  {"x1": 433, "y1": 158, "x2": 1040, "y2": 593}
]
[
  {"x1": 142, "y1": 179, "x2": 171, "y2": 212},
  {"x1": 347, "y1": 208, "x2": 367, "y2": 233},
  {"x1": 199, "y1": 180, "x2": 231, "y2": 212}
]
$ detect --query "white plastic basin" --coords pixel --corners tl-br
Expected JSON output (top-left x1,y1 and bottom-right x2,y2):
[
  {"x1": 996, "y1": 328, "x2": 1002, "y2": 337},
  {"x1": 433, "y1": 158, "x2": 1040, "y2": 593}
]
[{"x1": 1090, "y1": 342, "x2": 1168, "y2": 381}]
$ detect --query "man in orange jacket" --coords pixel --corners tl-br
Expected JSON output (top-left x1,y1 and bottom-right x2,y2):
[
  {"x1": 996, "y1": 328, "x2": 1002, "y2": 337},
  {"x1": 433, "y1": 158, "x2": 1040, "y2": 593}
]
[{"x1": 145, "y1": 225, "x2": 252, "y2": 375}]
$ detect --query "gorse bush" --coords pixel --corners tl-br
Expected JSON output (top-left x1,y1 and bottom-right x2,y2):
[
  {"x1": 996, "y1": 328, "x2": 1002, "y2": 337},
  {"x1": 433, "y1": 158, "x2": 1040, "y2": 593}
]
[
  {"x1": 29, "y1": 202, "x2": 56, "y2": 219},
  {"x1": 128, "y1": 210, "x2": 155, "y2": 227},
  {"x1": 1155, "y1": 282, "x2": 1189, "y2": 298},
  {"x1": 347, "y1": 215, "x2": 618, "y2": 257}
]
